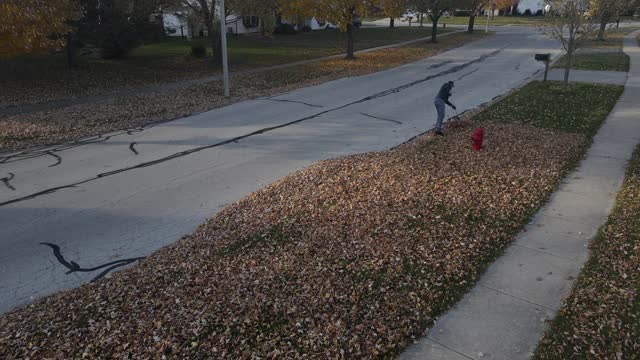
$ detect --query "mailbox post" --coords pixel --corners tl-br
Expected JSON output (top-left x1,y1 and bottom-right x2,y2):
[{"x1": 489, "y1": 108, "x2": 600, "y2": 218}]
[{"x1": 535, "y1": 53, "x2": 551, "y2": 82}]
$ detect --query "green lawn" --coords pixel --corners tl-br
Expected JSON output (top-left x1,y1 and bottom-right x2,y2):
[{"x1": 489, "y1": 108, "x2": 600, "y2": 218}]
[
  {"x1": 553, "y1": 53, "x2": 630, "y2": 72},
  {"x1": 132, "y1": 27, "x2": 449, "y2": 68},
  {"x1": 475, "y1": 81, "x2": 624, "y2": 136},
  {"x1": 534, "y1": 145, "x2": 640, "y2": 360}
]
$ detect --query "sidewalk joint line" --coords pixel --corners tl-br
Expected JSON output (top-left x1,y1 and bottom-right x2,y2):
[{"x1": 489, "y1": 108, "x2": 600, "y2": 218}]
[
  {"x1": 477, "y1": 284, "x2": 557, "y2": 312},
  {"x1": 512, "y1": 244, "x2": 576, "y2": 261},
  {"x1": 424, "y1": 337, "x2": 476, "y2": 360},
  {"x1": 541, "y1": 213, "x2": 604, "y2": 227},
  {"x1": 589, "y1": 154, "x2": 629, "y2": 161}
]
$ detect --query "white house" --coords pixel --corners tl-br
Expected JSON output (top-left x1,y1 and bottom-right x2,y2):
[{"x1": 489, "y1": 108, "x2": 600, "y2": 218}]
[{"x1": 162, "y1": 9, "x2": 332, "y2": 38}]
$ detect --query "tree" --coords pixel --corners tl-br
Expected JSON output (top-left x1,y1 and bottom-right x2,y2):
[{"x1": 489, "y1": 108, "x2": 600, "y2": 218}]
[
  {"x1": 459, "y1": 0, "x2": 489, "y2": 33},
  {"x1": 494, "y1": 0, "x2": 517, "y2": 14},
  {"x1": 280, "y1": 0, "x2": 370, "y2": 59},
  {"x1": 590, "y1": 0, "x2": 625, "y2": 40},
  {"x1": 182, "y1": 0, "x2": 224, "y2": 64},
  {"x1": 0, "y1": 0, "x2": 78, "y2": 58},
  {"x1": 408, "y1": 0, "x2": 454, "y2": 42},
  {"x1": 381, "y1": 0, "x2": 407, "y2": 28},
  {"x1": 277, "y1": 0, "x2": 315, "y2": 28},
  {"x1": 542, "y1": 0, "x2": 595, "y2": 90}
]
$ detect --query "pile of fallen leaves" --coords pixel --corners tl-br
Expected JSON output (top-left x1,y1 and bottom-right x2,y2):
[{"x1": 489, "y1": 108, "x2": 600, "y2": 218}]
[
  {"x1": 0, "y1": 32, "x2": 489, "y2": 154},
  {"x1": 0, "y1": 117, "x2": 587, "y2": 358},
  {"x1": 534, "y1": 146, "x2": 640, "y2": 360}
]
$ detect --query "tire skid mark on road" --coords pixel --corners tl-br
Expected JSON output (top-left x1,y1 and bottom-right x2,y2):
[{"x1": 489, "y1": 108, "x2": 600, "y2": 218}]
[{"x1": 0, "y1": 48, "x2": 505, "y2": 207}]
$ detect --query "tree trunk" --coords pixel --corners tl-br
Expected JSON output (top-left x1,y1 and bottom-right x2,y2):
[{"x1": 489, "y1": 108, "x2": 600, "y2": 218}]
[
  {"x1": 346, "y1": 23, "x2": 355, "y2": 59},
  {"x1": 564, "y1": 36, "x2": 574, "y2": 91},
  {"x1": 66, "y1": 33, "x2": 77, "y2": 68},
  {"x1": 207, "y1": 22, "x2": 222, "y2": 65},
  {"x1": 390, "y1": 17, "x2": 395, "y2": 29},
  {"x1": 431, "y1": 17, "x2": 439, "y2": 43},
  {"x1": 468, "y1": 15, "x2": 476, "y2": 33},
  {"x1": 597, "y1": 20, "x2": 607, "y2": 40},
  {"x1": 420, "y1": 14, "x2": 424, "y2": 27}
]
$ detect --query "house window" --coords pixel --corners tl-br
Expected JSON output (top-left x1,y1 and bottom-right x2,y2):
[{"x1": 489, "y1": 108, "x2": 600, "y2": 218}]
[{"x1": 243, "y1": 15, "x2": 259, "y2": 28}]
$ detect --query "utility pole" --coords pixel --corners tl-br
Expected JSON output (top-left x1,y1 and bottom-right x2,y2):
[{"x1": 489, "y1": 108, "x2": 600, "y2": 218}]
[
  {"x1": 219, "y1": 0, "x2": 230, "y2": 97},
  {"x1": 485, "y1": 1, "x2": 492, "y2": 33}
]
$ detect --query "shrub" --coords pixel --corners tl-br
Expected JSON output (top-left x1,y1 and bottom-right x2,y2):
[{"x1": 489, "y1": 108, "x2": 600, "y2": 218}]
[
  {"x1": 535, "y1": 10, "x2": 544, "y2": 16},
  {"x1": 274, "y1": 23, "x2": 297, "y2": 34},
  {"x1": 301, "y1": 25, "x2": 312, "y2": 32},
  {"x1": 99, "y1": 21, "x2": 139, "y2": 59},
  {"x1": 191, "y1": 44, "x2": 207, "y2": 58},
  {"x1": 454, "y1": 10, "x2": 470, "y2": 17},
  {"x1": 523, "y1": 9, "x2": 532, "y2": 16}
]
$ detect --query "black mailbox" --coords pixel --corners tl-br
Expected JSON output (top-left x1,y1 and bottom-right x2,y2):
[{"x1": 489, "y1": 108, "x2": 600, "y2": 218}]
[
  {"x1": 535, "y1": 53, "x2": 552, "y2": 81},
  {"x1": 535, "y1": 53, "x2": 551, "y2": 62}
]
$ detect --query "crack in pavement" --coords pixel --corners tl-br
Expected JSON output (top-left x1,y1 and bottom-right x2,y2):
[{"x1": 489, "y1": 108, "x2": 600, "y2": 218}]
[
  {"x1": 0, "y1": 133, "x2": 115, "y2": 165},
  {"x1": 2, "y1": 120, "x2": 166, "y2": 166},
  {"x1": 46, "y1": 151, "x2": 62, "y2": 167},
  {"x1": 455, "y1": 68, "x2": 479, "y2": 82},
  {"x1": 129, "y1": 142, "x2": 139, "y2": 155},
  {"x1": 428, "y1": 59, "x2": 454, "y2": 69},
  {"x1": 0, "y1": 48, "x2": 504, "y2": 207},
  {"x1": 263, "y1": 98, "x2": 324, "y2": 108},
  {"x1": 1, "y1": 173, "x2": 15, "y2": 191},
  {"x1": 40, "y1": 243, "x2": 145, "y2": 282},
  {"x1": 360, "y1": 112, "x2": 403, "y2": 125}
]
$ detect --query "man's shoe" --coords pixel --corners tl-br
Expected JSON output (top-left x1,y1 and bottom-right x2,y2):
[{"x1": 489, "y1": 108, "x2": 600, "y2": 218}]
[{"x1": 435, "y1": 131, "x2": 445, "y2": 136}]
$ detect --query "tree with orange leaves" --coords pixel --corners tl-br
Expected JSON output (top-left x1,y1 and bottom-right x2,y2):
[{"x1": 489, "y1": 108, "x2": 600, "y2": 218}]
[
  {"x1": 493, "y1": 0, "x2": 518, "y2": 14},
  {"x1": 381, "y1": 0, "x2": 408, "y2": 28},
  {"x1": 0, "y1": 0, "x2": 79, "y2": 58},
  {"x1": 279, "y1": 0, "x2": 371, "y2": 59}
]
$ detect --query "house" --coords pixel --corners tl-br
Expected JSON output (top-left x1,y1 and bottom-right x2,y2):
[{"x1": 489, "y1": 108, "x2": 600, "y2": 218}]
[
  {"x1": 162, "y1": 8, "x2": 332, "y2": 38},
  {"x1": 518, "y1": 0, "x2": 545, "y2": 15}
]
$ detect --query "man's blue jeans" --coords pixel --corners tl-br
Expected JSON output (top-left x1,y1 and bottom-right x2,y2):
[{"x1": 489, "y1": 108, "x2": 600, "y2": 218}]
[{"x1": 434, "y1": 98, "x2": 446, "y2": 132}]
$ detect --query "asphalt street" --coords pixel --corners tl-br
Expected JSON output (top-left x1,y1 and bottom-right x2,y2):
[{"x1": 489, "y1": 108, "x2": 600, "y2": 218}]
[{"x1": 0, "y1": 27, "x2": 560, "y2": 313}]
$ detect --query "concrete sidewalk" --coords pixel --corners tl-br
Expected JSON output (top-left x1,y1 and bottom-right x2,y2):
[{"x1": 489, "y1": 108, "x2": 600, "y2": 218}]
[
  {"x1": 401, "y1": 30, "x2": 640, "y2": 360},
  {"x1": 547, "y1": 68, "x2": 628, "y2": 85}
]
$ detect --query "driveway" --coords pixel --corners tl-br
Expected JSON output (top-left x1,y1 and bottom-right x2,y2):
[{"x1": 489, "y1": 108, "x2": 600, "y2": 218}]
[{"x1": 0, "y1": 27, "x2": 560, "y2": 313}]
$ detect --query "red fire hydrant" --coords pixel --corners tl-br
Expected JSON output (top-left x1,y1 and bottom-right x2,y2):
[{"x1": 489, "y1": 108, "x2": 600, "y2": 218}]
[{"x1": 471, "y1": 128, "x2": 484, "y2": 151}]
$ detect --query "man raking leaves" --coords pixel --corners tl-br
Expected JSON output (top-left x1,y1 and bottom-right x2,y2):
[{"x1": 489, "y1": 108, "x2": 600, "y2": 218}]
[{"x1": 434, "y1": 81, "x2": 457, "y2": 136}]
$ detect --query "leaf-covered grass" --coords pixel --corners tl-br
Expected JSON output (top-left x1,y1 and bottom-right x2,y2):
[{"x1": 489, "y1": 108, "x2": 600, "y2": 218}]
[
  {"x1": 534, "y1": 146, "x2": 640, "y2": 360},
  {"x1": 0, "y1": 32, "x2": 490, "y2": 153},
  {"x1": 552, "y1": 53, "x2": 630, "y2": 72},
  {"x1": 0, "y1": 27, "x2": 451, "y2": 108},
  {"x1": 576, "y1": 29, "x2": 632, "y2": 50},
  {"x1": 0, "y1": 81, "x2": 623, "y2": 358},
  {"x1": 475, "y1": 81, "x2": 624, "y2": 137}
]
